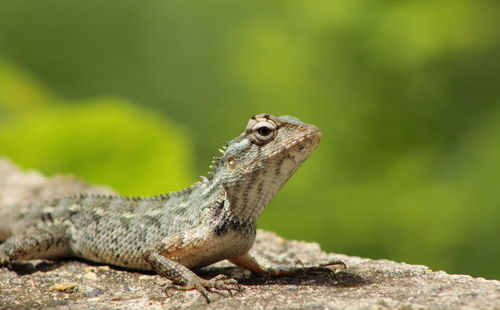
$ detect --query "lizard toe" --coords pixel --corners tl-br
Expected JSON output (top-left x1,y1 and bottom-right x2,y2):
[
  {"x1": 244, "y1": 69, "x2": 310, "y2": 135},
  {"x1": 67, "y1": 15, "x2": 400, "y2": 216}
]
[
  {"x1": 205, "y1": 274, "x2": 240, "y2": 293},
  {"x1": 0, "y1": 250, "x2": 10, "y2": 266},
  {"x1": 165, "y1": 275, "x2": 241, "y2": 303},
  {"x1": 300, "y1": 261, "x2": 346, "y2": 276},
  {"x1": 320, "y1": 259, "x2": 347, "y2": 270}
]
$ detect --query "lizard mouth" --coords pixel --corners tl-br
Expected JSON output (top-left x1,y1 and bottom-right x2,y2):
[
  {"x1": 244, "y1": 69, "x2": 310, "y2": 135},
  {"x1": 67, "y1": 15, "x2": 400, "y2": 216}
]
[
  {"x1": 285, "y1": 127, "x2": 321, "y2": 153},
  {"x1": 267, "y1": 126, "x2": 321, "y2": 167},
  {"x1": 293, "y1": 130, "x2": 321, "y2": 147}
]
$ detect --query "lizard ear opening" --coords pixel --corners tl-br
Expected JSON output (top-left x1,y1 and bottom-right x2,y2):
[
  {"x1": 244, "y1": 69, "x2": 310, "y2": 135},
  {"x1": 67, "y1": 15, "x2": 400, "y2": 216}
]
[{"x1": 227, "y1": 156, "x2": 237, "y2": 170}]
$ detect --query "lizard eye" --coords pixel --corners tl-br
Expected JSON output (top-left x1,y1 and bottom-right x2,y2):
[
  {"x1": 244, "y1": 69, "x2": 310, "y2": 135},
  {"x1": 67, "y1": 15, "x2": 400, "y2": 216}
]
[
  {"x1": 251, "y1": 121, "x2": 277, "y2": 145},
  {"x1": 257, "y1": 126, "x2": 272, "y2": 137},
  {"x1": 246, "y1": 114, "x2": 281, "y2": 145}
]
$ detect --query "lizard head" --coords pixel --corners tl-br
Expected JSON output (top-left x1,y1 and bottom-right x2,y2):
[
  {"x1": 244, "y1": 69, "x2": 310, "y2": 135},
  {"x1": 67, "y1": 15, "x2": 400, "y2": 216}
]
[{"x1": 210, "y1": 113, "x2": 321, "y2": 222}]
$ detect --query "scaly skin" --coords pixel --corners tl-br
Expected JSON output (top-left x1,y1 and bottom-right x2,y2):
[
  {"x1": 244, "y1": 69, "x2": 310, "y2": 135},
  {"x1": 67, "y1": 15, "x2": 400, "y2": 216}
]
[{"x1": 0, "y1": 114, "x2": 344, "y2": 302}]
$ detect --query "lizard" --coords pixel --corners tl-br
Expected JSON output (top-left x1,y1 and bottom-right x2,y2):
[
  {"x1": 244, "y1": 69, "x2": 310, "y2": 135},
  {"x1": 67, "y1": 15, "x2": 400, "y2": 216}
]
[{"x1": 0, "y1": 113, "x2": 344, "y2": 302}]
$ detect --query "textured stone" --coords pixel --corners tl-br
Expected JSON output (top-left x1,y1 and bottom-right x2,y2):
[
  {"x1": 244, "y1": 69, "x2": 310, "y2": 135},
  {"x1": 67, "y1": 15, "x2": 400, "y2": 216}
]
[{"x1": 0, "y1": 158, "x2": 499, "y2": 309}]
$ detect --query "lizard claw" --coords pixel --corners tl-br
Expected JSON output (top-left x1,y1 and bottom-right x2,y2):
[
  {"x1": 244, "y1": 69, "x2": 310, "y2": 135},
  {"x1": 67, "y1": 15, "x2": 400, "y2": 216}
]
[{"x1": 166, "y1": 274, "x2": 241, "y2": 303}]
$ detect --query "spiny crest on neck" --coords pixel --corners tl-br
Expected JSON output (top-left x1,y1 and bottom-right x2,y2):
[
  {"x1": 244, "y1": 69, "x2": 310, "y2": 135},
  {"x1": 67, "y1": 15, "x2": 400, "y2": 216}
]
[{"x1": 206, "y1": 141, "x2": 229, "y2": 181}]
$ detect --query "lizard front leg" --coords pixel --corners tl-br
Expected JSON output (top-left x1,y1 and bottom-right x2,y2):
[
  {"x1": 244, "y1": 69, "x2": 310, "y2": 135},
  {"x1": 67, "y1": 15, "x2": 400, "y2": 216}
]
[
  {"x1": 229, "y1": 251, "x2": 345, "y2": 277},
  {"x1": 143, "y1": 228, "x2": 240, "y2": 303}
]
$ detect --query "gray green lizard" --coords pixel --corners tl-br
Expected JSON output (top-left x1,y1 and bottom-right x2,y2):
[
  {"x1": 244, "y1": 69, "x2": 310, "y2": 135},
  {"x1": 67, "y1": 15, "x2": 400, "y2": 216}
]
[{"x1": 0, "y1": 113, "x2": 344, "y2": 302}]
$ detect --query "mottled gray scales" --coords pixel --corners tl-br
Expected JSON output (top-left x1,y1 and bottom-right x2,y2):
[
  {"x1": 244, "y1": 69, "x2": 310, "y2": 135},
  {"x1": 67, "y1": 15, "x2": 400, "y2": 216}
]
[{"x1": 0, "y1": 113, "x2": 344, "y2": 302}]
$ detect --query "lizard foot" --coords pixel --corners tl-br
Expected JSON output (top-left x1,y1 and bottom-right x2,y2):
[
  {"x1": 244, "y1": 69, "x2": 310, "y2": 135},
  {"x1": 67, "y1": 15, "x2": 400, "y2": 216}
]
[
  {"x1": 320, "y1": 259, "x2": 346, "y2": 269},
  {"x1": 167, "y1": 274, "x2": 241, "y2": 303},
  {"x1": 267, "y1": 259, "x2": 346, "y2": 277},
  {"x1": 315, "y1": 259, "x2": 347, "y2": 274},
  {"x1": 0, "y1": 248, "x2": 10, "y2": 266},
  {"x1": 299, "y1": 259, "x2": 347, "y2": 276}
]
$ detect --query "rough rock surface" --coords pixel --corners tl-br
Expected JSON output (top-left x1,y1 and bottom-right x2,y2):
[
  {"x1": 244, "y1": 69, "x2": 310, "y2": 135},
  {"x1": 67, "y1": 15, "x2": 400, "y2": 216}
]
[{"x1": 0, "y1": 158, "x2": 499, "y2": 310}]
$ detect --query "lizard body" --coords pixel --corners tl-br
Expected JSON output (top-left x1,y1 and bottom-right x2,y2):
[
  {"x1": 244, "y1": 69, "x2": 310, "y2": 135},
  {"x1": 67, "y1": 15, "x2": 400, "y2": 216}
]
[{"x1": 0, "y1": 114, "x2": 343, "y2": 301}]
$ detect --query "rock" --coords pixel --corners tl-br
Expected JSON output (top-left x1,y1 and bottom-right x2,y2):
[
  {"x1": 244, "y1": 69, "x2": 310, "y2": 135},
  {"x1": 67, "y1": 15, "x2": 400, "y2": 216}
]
[
  {"x1": 0, "y1": 158, "x2": 499, "y2": 309},
  {"x1": 49, "y1": 282, "x2": 78, "y2": 293},
  {"x1": 81, "y1": 285, "x2": 104, "y2": 297},
  {"x1": 83, "y1": 272, "x2": 98, "y2": 282}
]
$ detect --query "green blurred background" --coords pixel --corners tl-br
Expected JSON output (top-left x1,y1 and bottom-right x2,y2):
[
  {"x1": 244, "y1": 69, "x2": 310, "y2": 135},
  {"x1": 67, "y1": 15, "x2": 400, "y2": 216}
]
[{"x1": 0, "y1": 0, "x2": 499, "y2": 279}]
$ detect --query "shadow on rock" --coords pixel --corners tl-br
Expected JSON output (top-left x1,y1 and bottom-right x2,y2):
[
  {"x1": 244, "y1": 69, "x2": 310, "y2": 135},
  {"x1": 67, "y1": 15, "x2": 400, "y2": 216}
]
[
  {"x1": 7, "y1": 260, "x2": 62, "y2": 275},
  {"x1": 198, "y1": 265, "x2": 370, "y2": 288}
]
